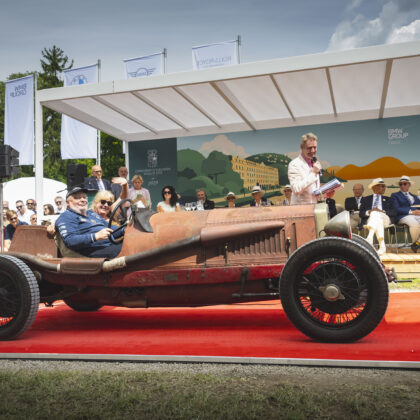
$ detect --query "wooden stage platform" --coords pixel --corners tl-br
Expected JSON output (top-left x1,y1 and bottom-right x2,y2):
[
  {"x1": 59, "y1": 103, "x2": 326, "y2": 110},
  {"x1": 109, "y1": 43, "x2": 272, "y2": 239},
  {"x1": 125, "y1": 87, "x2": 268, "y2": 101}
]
[{"x1": 381, "y1": 247, "x2": 420, "y2": 278}]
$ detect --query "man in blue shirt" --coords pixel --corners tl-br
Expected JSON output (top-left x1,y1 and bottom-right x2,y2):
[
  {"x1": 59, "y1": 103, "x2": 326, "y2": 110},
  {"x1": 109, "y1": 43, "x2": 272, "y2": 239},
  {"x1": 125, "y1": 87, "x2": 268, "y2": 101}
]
[{"x1": 56, "y1": 187, "x2": 124, "y2": 258}]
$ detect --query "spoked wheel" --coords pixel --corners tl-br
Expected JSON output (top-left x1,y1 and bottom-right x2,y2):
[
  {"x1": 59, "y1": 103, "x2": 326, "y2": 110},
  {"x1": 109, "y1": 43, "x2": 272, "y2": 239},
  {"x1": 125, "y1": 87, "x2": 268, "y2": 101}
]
[
  {"x1": 0, "y1": 255, "x2": 39, "y2": 340},
  {"x1": 280, "y1": 237, "x2": 389, "y2": 342},
  {"x1": 351, "y1": 233, "x2": 380, "y2": 261}
]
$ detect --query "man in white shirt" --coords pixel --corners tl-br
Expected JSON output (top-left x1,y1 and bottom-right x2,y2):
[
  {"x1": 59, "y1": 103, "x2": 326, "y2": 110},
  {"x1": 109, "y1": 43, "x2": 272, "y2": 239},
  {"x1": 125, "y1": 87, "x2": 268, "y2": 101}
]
[
  {"x1": 359, "y1": 178, "x2": 396, "y2": 255},
  {"x1": 15, "y1": 200, "x2": 35, "y2": 224},
  {"x1": 288, "y1": 133, "x2": 322, "y2": 205}
]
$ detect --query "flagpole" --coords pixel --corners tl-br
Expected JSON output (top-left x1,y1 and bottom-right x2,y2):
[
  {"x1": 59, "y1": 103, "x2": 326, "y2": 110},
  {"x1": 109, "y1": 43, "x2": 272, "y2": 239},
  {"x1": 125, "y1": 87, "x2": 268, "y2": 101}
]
[
  {"x1": 34, "y1": 72, "x2": 44, "y2": 226},
  {"x1": 125, "y1": 141, "x2": 130, "y2": 176},
  {"x1": 237, "y1": 35, "x2": 242, "y2": 64},
  {"x1": 163, "y1": 48, "x2": 167, "y2": 74},
  {"x1": 96, "y1": 59, "x2": 101, "y2": 165}
]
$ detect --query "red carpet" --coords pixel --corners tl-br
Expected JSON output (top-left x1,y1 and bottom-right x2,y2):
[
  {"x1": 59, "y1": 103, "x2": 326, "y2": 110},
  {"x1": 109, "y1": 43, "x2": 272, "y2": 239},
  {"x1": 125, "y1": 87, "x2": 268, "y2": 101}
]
[{"x1": 1, "y1": 292, "x2": 419, "y2": 362}]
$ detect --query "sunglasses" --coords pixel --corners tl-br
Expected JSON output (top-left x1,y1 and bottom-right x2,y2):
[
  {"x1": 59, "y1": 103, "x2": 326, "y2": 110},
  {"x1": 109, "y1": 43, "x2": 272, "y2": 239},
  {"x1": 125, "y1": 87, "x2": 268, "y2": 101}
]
[
  {"x1": 227, "y1": 197, "x2": 235, "y2": 200},
  {"x1": 100, "y1": 200, "x2": 113, "y2": 206},
  {"x1": 400, "y1": 182, "x2": 409, "y2": 186},
  {"x1": 163, "y1": 191, "x2": 171, "y2": 194},
  {"x1": 16, "y1": 205, "x2": 23, "y2": 209},
  {"x1": 55, "y1": 201, "x2": 62, "y2": 205},
  {"x1": 26, "y1": 202, "x2": 33, "y2": 205},
  {"x1": 9, "y1": 217, "x2": 18, "y2": 221}
]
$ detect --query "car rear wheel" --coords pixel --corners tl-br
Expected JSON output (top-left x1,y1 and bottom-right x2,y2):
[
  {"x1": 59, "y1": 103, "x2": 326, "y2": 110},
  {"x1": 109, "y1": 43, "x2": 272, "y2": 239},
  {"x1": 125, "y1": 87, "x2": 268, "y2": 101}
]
[
  {"x1": 0, "y1": 255, "x2": 39, "y2": 340},
  {"x1": 280, "y1": 237, "x2": 388, "y2": 342}
]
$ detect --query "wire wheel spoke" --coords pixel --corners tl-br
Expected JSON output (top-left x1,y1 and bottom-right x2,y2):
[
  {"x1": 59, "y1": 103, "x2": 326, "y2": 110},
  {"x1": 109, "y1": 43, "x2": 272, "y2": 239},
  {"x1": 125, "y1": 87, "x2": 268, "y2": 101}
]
[{"x1": 297, "y1": 257, "x2": 367, "y2": 327}]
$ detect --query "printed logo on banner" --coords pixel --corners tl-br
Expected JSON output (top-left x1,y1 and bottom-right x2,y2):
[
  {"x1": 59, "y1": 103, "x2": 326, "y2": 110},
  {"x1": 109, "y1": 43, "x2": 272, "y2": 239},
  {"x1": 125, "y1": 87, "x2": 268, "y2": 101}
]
[
  {"x1": 147, "y1": 149, "x2": 158, "y2": 168},
  {"x1": 10, "y1": 83, "x2": 27, "y2": 97},
  {"x1": 70, "y1": 75, "x2": 88, "y2": 85},
  {"x1": 127, "y1": 67, "x2": 156, "y2": 78},
  {"x1": 388, "y1": 128, "x2": 409, "y2": 145}
]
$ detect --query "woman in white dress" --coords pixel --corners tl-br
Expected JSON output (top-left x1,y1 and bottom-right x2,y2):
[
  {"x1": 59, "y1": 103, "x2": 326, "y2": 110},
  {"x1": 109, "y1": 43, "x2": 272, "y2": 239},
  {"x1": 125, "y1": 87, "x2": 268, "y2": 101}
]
[
  {"x1": 129, "y1": 175, "x2": 151, "y2": 209},
  {"x1": 157, "y1": 185, "x2": 181, "y2": 213}
]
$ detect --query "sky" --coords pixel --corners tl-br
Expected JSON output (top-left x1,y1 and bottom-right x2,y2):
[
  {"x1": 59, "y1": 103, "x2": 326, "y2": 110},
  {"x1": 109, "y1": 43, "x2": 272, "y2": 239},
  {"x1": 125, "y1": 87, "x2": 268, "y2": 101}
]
[{"x1": 1, "y1": 0, "x2": 420, "y2": 82}]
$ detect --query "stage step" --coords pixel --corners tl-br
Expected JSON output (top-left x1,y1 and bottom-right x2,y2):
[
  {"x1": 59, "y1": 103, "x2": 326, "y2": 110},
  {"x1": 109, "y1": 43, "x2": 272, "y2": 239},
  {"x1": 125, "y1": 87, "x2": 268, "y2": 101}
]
[{"x1": 381, "y1": 252, "x2": 420, "y2": 278}]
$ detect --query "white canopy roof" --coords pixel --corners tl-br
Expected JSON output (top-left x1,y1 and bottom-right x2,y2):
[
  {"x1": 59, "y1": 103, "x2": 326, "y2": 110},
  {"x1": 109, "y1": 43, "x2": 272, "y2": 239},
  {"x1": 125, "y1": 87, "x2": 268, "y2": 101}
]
[{"x1": 37, "y1": 41, "x2": 420, "y2": 142}]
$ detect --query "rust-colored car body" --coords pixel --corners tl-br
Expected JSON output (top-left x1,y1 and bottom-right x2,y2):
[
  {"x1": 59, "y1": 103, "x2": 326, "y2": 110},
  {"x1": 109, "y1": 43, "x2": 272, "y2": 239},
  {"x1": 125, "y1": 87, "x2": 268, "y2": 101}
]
[{"x1": 9, "y1": 205, "x2": 317, "y2": 308}]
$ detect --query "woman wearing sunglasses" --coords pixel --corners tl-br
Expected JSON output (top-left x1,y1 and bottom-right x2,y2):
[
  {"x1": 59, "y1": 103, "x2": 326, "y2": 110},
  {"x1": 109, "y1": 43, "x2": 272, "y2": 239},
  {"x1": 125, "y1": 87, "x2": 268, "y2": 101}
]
[
  {"x1": 157, "y1": 185, "x2": 181, "y2": 213},
  {"x1": 4, "y1": 210, "x2": 28, "y2": 252}
]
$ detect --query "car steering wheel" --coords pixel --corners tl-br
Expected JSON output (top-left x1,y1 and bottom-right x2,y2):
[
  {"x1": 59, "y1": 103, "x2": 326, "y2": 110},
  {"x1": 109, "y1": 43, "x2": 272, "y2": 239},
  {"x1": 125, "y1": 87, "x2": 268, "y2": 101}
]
[{"x1": 107, "y1": 198, "x2": 132, "y2": 244}]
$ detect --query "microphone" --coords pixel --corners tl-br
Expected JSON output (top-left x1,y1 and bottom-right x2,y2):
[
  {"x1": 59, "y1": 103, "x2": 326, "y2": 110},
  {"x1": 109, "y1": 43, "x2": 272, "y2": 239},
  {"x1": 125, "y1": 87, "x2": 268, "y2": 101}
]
[{"x1": 312, "y1": 157, "x2": 322, "y2": 176}]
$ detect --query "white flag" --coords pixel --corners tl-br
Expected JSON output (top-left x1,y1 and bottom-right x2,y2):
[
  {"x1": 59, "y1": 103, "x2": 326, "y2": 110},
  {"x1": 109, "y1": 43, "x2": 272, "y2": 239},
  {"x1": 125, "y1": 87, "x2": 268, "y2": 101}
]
[
  {"x1": 124, "y1": 52, "x2": 164, "y2": 79},
  {"x1": 61, "y1": 64, "x2": 98, "y2": 159},
  {"x1": 4, "y1": 75, "x2": 34, "y2": 165},
  {"x1": 192, "y1": 40, "x2": 239, "y2": 70}
]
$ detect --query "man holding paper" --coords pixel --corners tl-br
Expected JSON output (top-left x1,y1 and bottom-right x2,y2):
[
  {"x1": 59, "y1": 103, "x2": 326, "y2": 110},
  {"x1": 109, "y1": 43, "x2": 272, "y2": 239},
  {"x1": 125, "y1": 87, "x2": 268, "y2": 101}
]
[{"x1": 288, "y1": 133, "x2": 322, "y2": 205}]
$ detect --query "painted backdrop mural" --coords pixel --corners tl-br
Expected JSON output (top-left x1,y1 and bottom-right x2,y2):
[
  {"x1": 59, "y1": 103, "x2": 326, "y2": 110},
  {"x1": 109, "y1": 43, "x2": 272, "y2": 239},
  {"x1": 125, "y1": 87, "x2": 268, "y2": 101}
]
[{"x1": 128, "y1": 115, "x2": 420, "y2": 209}]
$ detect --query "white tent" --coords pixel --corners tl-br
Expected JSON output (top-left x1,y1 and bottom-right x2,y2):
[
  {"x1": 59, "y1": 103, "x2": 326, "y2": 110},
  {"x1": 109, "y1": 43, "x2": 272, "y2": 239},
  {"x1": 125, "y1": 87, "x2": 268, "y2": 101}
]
[
  {"x1": 33, "y1": 41, "x2": 420, "y2": 212},
  {"x1": 3, "y1": 177, "x2": 66, "y2": 211}
]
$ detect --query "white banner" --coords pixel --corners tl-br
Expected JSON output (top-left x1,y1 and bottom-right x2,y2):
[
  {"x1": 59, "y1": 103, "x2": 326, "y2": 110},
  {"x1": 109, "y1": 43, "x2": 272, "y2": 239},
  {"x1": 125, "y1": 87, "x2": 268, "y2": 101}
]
[
  {"x1": 4, "y1": 75, "x2": 34, "y2": 165},
  {"x1": 61, "y1": 64, "x2": 98, "y2": 159},
  {"x1": 124, "y1": 53, "x2": 164, "y2": 79},
  {"x1": 192, "y1": 40, "x2": 239, "y2": 70}
]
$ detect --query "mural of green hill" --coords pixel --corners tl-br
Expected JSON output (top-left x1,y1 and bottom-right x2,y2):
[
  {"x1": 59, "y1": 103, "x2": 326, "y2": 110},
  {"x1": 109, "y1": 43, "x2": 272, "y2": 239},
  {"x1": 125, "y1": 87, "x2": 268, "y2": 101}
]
[{"x1": 246, "y1": 153, "x2": 291, "y2": 185}]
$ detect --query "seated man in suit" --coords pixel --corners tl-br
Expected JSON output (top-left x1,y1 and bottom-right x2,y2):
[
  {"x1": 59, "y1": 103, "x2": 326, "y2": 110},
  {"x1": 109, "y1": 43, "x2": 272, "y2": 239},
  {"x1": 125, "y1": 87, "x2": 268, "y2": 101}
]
[
  {"x1": 250, "y1": 185, "x2": 272, "y2": 206},
  {"x1": 345, "y1": 183, "x2": 364, "y2": 230},
  {"x1": 391, "y1": 175, "x2": 420, "y2": 252},
  {"x1": 359, "y1": 178, "x2": 396, "y2": 255},
  {"x1": 84, "y1": 165, "x2": 112, "y2": 192},
  {"x1": 196, "y1": 189, "x2": 215, "y2": 210}
]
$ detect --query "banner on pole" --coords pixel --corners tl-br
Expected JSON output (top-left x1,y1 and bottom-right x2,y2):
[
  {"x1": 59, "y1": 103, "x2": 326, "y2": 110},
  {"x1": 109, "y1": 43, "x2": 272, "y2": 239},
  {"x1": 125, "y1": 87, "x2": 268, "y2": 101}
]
[
  {"x1": 192, "y1": 40, "x2": 239, "y2": 70},
  {"x1": 4, "y1": 75, "x2": 34, "y2": 165},
  {"x1": 124, "y1": 52, "x2": 164, "y2": 79},
  {"x1": 61, "y1": 64, "x2": 98, "y2": 159}
]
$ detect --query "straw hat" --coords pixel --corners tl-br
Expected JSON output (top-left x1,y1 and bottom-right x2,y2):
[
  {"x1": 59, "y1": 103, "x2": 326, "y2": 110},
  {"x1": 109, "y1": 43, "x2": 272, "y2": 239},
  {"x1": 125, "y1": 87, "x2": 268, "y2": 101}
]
[
  {"x1": 399, "y1": 175, "x2": 414, "y2": 185},
  {"x1": 283, "y1": 184, "x2": 292, "y2": 191},
  {"x1": 368, "y1": 178, "x2": 385, "y2": 189},
  {"x1": 251, "y1": 185, "x2": 262, "y2": 194},
  {"x1": 226, "y1": 191, "x2": 236, "y2": 199}
]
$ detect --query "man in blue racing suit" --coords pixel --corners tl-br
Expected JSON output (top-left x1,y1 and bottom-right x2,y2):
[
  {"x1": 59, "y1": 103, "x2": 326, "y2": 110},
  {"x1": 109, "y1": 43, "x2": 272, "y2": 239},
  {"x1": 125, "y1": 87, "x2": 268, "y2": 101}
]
[{"x1": 56, "y1": 187, "x2": 124, "y2": 258}]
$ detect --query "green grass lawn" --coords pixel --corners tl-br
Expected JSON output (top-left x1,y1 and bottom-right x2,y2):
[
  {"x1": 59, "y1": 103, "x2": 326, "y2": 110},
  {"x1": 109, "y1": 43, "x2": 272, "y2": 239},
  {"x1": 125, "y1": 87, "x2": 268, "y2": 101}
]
[{"x1": 1, "y1": 368, "x2": 419, "y2": 419}]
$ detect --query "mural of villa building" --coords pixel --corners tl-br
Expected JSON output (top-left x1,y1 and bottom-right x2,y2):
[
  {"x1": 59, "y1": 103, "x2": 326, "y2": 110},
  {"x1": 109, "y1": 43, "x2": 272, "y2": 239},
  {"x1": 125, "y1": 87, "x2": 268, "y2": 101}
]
[{"x1": 230, "y1": 155, "x2": 279, "y2": 189}]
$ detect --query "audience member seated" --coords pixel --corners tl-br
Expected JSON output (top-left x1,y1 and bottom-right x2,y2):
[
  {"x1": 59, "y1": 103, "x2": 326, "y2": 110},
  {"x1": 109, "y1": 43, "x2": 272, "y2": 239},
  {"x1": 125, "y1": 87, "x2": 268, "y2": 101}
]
[
  {"x1": 4, "y1": 210, "x2": 28, "y2": 251},
  {"x1": 325, "y1": 190, "x2": 337, "y2": 218},
  {"x1": 30, "y1": 214, "x2": 37, "y2": 225},
  {"x1": 250, "y1": 186, "x2": 272, "y2": 207},
  {"x1": 15, "y1": 200, "x2": 34, "y2": 224},
  {"x1": 111, "y1": 166, "x2": 132, "y2": 199},
  {"x1": 359, "y1": 178, "x2": 396, "y2": 255},
  {"x1": 26, "y1": 198, "x2": 37, "y2": 214},
  {"x1": 129, "y1": 175, "x2": 151, "y2": 209},
  {"x1": 226, "y1": 192, "x2": 236, "y2": 208},
  {"x1": 345, "y1": 183, "x2": 364, "y2": 230},
  {"x1": 54, "y1": 196, "x2": 66, "y2": 214},
  {"x1": 84, "y1": 165, "x2": 112, "y2": 192},
  {"x1": 56, "y1": 187, "x2": 124, "y2": 258},
  {"x1": 196, "y1": 189, "x2": 214, "y2": 210},
  {"x1": 157, "y1": 186, "x2": 181, "y2": 213},
  {"x1": 3, "y1": 201, "x2": 9, "y2": 227},
  {"x1": 281, "y1": 185, "x2": 292, "y2": 205},
  {"x1": 44, "y1": 204, "x2": 55, "y2": 215},
  {"x1": 391, "y1": 175, "x2": 420, "y2": 253}
]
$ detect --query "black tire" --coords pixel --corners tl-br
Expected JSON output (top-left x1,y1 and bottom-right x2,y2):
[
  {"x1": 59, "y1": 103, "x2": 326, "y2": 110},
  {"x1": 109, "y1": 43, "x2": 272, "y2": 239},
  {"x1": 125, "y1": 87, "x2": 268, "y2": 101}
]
[
  {"x1": 64, "y1": 299, "x2": 102, "y2": 312},
  {"x1": 280, "y1": 237, "x2": 389, "y2": 342},
  {"x1": 351, "y1": 233, "x2": 380, "y2": 261},
  {"x1": 0, "y1": 255, "x2": 39, "y2": 340}
]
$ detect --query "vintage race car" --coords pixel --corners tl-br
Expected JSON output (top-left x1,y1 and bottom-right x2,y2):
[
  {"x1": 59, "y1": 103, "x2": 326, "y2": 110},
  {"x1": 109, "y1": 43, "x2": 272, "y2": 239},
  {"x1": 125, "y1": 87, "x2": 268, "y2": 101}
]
[{"x1": 0, "y1": 201, "x2": 391, "y2": 342}]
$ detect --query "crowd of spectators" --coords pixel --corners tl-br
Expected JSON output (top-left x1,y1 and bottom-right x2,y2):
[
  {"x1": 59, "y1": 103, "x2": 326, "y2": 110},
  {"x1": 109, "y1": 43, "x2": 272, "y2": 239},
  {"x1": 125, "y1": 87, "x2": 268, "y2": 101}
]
[{"x1": 3, "y1": 159, "x2": 420, "y2": 256}]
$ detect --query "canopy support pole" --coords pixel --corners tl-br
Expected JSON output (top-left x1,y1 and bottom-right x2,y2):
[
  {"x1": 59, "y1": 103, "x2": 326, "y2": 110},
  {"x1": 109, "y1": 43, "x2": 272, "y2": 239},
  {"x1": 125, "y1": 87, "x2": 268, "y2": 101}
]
[{"x1": 34, "y1": 84, "x2": 44, "y2": 222}]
